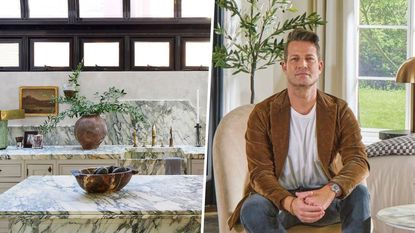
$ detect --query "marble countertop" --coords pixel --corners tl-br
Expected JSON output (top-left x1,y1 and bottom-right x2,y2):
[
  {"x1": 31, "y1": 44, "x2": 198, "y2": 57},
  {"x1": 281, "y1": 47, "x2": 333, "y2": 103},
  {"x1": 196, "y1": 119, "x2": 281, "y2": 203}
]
[
  {"x1": 377, "y1": 204, "x2": 415, "y2": 231},
  {"x1": 0, "y1": 175, "x2": 203, "y2": 219},
  {"x1": 0, "y1": 145, "x2": 205, "y2": 160}
]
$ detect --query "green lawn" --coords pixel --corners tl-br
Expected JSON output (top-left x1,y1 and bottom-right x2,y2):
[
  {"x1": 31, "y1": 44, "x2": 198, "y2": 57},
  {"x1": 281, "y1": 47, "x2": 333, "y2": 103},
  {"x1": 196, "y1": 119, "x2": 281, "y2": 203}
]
[{"x1": 359, "y1": 87, "x2": 406, "y2": 129}]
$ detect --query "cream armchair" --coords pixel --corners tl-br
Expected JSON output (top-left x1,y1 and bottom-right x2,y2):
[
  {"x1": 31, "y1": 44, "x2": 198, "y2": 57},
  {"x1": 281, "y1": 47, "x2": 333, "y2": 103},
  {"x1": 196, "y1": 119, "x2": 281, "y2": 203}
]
[{"x1": 212, "y1": 105, "x2": 341, "y2": 233}]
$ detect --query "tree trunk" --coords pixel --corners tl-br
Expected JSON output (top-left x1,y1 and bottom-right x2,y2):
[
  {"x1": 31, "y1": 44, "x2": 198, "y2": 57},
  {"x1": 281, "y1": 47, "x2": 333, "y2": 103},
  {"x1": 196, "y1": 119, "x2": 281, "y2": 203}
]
[{"x1": 250, "y1": 71, "x2": 255, "y2": 104}]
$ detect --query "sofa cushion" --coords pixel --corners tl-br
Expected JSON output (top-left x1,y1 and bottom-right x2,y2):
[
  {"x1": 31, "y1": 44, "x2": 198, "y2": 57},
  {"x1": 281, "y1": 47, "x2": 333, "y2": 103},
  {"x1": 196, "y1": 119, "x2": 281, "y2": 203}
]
[{"x1": 366, "y1": 136, "x2": 415, "y2": 157}]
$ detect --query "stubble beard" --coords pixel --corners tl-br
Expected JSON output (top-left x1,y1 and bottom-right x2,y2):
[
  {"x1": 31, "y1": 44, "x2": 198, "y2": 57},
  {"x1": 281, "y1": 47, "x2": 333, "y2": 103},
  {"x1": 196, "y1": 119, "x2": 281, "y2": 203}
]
[{"x1": 288, "y1": 75, "x2": 318, "y2": 90}]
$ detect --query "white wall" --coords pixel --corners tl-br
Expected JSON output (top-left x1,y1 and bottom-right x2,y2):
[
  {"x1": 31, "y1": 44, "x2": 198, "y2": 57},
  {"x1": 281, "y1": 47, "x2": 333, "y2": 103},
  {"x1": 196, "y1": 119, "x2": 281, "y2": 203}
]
[
  {"x1": 222, "y1": 0, "x2": 328, "y2": 113},
  {"x1": 0, "y1": 71, "x2": 208, "y2": 126}
]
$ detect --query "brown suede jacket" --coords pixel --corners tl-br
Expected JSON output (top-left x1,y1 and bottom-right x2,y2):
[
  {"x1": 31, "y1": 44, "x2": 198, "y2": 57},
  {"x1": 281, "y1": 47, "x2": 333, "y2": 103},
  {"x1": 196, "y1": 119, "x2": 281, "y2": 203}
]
[{"x1": 228, "y1": 89, "x2": 370, "y2": 230}]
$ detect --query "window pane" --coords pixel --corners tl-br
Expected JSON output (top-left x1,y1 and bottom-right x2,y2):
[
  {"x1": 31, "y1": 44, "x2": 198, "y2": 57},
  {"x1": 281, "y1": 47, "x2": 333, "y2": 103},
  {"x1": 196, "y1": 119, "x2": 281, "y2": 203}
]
[
  {"x1": 358, "y1": 80, "x2": 406, "y2": 129},
  {"x1": 0, "y1": 43, "x2": 19, "y2": 67},
  {"x1": 359, "y1": 0, "x2": 407, "y2": 25},
  {"x1": 0, "y1": 0, "x2": 21, "y2": 18},
  {"x1": 185, "y1": 41, "x2": 210, "y2": 67},
  {"x1": 34, "y1": 42, "x2": 70, "y2": 67},
  {"x1": 134, "y1": 42, "x2": 169, "y2": 66},
  {"x1": 79, "y1": 0, "x2": 123, "y2": 18},
  {"x1": 28, "y1": 0, "x2": 68, "y2": 18},
  {"x1": 182, "y1": 0, "x2": 213, "y2": 18},
  {"x1": 359, "y1": 28, "x2": 406, "y2": 77},
  {"x1": 84, "y1": 42, "x2": 119, "y2": 66},
  {"x1": 130, "y1": 0, "x2": 174, "y2": 18}
]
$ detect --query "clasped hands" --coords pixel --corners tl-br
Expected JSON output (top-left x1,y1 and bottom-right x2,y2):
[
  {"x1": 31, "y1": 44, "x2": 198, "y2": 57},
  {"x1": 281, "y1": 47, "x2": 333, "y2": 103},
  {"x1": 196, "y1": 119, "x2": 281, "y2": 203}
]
[{"x1": 283, "y1": 185, "x2": 336, "y2": 223}]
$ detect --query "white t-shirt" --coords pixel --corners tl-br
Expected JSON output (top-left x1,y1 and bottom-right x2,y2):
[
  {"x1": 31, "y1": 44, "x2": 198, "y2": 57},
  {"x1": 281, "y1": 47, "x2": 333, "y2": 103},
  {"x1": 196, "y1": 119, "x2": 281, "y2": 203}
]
[{"x1": 278, "y1": 104, "x2": 328, "y2": 190}]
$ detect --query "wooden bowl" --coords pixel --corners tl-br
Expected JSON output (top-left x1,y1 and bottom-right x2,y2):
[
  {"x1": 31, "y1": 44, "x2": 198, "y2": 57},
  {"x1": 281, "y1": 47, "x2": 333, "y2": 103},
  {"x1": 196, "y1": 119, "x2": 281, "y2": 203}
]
[{"x1": 71, "y1": 167, "x2": 138, "y2": 193}]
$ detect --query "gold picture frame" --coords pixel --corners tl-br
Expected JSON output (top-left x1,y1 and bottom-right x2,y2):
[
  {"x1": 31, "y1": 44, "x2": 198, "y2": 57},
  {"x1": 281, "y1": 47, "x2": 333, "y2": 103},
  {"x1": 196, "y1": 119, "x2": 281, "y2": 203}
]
[{"x1": 19, "y1": 86, "x2": 59, "y2": 117}]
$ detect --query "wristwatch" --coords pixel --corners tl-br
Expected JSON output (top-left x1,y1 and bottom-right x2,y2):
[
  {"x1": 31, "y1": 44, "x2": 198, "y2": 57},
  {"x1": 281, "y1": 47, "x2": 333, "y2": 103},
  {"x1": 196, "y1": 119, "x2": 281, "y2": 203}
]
[{"x1": 328, "y1": 182, "x2": 341, "y2": 197}]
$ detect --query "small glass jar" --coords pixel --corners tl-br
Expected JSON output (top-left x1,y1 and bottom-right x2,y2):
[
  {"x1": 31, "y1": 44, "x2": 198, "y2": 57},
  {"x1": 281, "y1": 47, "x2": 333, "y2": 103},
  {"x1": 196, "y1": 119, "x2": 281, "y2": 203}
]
[{"x1": 15, "y1": 136, "x2": 23, "y2": 149}]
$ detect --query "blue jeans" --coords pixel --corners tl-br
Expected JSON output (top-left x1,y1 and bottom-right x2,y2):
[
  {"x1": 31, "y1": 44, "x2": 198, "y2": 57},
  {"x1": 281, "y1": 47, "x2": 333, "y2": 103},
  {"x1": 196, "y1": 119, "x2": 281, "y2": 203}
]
[{"x1": 240, "y1": 184, "x2": 371, "y2": 233}]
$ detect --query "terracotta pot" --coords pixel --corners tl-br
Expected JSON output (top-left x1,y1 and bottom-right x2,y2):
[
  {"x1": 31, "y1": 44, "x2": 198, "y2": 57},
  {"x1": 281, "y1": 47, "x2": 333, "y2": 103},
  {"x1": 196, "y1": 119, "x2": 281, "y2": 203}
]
[{"x1": 74, "y1": 115, "x2": 107, "y2": 150}]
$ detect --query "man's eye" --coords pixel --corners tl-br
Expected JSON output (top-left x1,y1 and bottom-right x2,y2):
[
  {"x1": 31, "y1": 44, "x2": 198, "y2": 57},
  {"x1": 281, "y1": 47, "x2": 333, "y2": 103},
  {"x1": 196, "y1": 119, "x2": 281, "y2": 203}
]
[{"x1": 290, "y1": 57, "x2": 299, "y2": 62}]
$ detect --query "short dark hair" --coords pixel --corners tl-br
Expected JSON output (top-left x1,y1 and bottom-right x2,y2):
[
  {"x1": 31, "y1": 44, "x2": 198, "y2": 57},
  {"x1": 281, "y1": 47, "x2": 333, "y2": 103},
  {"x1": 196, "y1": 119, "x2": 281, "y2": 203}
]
[{"x1": 283, "y1": 29, "x2": 320, "y2": 61}]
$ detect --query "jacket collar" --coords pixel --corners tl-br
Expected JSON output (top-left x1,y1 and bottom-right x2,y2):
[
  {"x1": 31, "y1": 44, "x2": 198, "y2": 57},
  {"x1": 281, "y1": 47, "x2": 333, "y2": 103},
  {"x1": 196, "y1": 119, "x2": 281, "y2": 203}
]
[{"x1": 269, "y1": 89, "x2": 337, "y2": 177}]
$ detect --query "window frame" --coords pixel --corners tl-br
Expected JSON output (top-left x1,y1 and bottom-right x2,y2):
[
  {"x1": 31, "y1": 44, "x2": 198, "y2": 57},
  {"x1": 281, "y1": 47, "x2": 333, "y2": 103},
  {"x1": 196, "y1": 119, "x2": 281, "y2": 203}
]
[
  {"x1": 181, "y1": 37, "x2": 210, "y2": 71},
  {"x1": 80, "y1": 37, "x2": 124, "y2": 71},
  {"x1": 130, "y1": 37, "x2": 174, "y2": 71},
  {"x1": 0, "y1": 38, "x2": 23, "y2": 71},
  {"x1": 353, "y1": 0, "x2": 411, "y2": 132},
  {"x1": 29, "y1": 38, "x2": 73, "y2": 71},
  {"x1": 0, "y1": 0, "x2": 211, "y2": 72}
]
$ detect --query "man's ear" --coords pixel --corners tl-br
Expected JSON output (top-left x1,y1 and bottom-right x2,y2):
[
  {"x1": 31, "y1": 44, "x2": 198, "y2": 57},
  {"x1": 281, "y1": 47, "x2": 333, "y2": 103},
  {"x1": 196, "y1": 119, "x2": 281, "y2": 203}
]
[
  {"x1": 280, "y1": 61, "x2": 287, "y2": 71},
  {"x1": 318, "y1": 60, "x2": 324, "y2": 72}
]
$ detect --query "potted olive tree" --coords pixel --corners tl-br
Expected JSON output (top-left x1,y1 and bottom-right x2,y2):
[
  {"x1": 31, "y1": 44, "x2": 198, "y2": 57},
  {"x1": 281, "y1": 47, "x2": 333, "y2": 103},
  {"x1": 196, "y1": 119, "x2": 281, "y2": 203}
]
[
  {"x1": 39, "y1": 62, "x2": 143, "y2": 150},
  {"x1": 213, "y1": 0, "x2": 325, "y2": 103}
]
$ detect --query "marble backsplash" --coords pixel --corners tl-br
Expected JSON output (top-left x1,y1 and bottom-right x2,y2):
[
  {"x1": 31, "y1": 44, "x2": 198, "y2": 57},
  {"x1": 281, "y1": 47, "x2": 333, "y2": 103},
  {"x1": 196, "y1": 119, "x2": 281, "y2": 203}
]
[{"x1": 7, "y1": 100, "x2": 205, "y2": 147}]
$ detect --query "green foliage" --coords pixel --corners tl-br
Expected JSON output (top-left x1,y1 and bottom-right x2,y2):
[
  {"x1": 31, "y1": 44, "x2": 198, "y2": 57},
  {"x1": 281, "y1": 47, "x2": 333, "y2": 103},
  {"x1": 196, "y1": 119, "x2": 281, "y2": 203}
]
[
  {"x1": 359, "y1": 80, "x2": 405, "y2": 91},
  {"x1": 39, "y1": 62, "x2": 144, "y2": 134},
  {"x1": 68, "y1": 61, "x2": 83, "y2": 93},
  {"x1": 359, "y1": 0, "x2": 407, "y2": 77},
  {"x1": 213, "y1": 0, "x2": 325, "y2": 103},
  {"x1": 359, "y1": 0, "x2": 407, "y2": 26}
]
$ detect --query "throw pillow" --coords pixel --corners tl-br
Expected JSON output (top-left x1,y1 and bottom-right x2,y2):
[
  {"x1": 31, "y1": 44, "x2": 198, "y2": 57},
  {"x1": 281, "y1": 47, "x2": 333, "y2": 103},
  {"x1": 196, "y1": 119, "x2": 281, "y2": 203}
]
[{"x1": 366, "y1": 136, "x2": 415, "y2": 157}]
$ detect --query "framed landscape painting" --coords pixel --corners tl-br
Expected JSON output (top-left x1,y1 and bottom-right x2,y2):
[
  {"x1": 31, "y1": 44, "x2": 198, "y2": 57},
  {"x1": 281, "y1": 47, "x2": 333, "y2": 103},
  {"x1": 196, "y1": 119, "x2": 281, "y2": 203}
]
[{"x1": 19, "y1": 86, "x2": 58, "y2": 116}]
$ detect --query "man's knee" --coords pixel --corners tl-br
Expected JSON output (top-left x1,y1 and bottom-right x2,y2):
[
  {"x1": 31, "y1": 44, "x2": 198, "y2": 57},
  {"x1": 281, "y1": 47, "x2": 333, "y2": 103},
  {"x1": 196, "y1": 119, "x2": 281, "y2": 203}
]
[
  {"x1": 348, "y1": 184, "x2": 370, "y2": 201},
  {"x1": 240, "y1": 194, "x2": 278, "y2": 222}
]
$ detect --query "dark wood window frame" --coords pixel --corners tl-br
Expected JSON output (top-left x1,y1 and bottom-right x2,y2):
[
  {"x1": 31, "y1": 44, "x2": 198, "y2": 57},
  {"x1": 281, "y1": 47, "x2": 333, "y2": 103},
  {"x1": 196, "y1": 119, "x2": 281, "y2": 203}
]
[
  {"x1": 29, "y1": 38, "x2": 73, "y2": 71},
  {"x1": 131, "y1": 37, "x2": 175, "y2": 71},
  {"x1": 0, "y1": 0, "x2": 211, "y2": 72},
  {"x1": 181, "y1": 37, "x2": 210, "y2": 71},
  {"x1": 0, "y1": 38, "x2": 23, "y2": 71},
  {"x1": 80, "y1": 38, "x2": 124, "y2": 71}
]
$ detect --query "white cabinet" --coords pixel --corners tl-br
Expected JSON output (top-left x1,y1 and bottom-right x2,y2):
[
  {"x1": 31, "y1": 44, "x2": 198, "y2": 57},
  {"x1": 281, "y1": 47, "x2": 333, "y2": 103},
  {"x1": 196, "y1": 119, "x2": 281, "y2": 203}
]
[
  {"x1": 0, "y1": 161, "x2": 23, "y2": 183},
  {"x1": 189, "y1": 159, "x2": 204, "y2": 175},
  {"x1": 0, "y1": 161, "x2": 23, "y2": 233},
  {"x1": 26, "y1": 163, "x2": 55, "y2": 176},
  {"x1": 0, "y1": 220, "x2": 8, "y2": 233},
  {"x1": 58, "y1": 160, "x2": 118, "y2": 175}
]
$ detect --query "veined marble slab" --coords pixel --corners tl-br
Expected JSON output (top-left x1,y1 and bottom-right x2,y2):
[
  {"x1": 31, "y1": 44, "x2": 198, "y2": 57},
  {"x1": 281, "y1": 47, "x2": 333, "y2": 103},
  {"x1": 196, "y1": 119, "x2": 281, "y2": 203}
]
[
  {"x1": 377, "y1": 204, "x2": 415, "y2": 230},
  {"x1": 0, "y1": 145, "x2": 204, "y2": 160},
  {"x1": 178, "y1": 145, "x2": 206, "y2": 160},
  {"x1": 0, "y1": 145, "x2": 125, "y2": 160},
  {"x1": 0, "y1": 175, "x2": 203, "y2": 233},
  {"x1": 7, "y1": 100, "x2": 206, "y2": 147}
]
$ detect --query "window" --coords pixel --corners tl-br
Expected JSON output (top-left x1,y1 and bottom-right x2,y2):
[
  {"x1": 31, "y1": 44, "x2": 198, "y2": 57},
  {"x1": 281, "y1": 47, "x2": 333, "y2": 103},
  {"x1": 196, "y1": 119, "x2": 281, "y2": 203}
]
[
  {"x1": 28, "y1": 0, "x2": 68, "y2": 18},
  {"x1": 0, "y1": 0, "x2": 21, "y2": 18},
  {"x1": 0, "y1": 0, "x2": 211, "y2": 71},
  {"x1": 81, "y1": 39, "x2": 122, "y2": 70},
  {"x1": 130, "y1": 0, "x2": 174, "y2": 18},
  {"x1": 357, "y1": 0, "x2": 409, "y2": 130},
  {"x1": 32, "y1": 41, "x2": 71, "y2": 68},
  {"x1": 79, "y1": 0, "x2": 123, "y2": 18},
  {"x1": 132, "y1": 39, "x2": 172, "y2": 70},
  {"x1": 0, "y1": 40, "x2": 21, "y2": 69},
  {"x1": 182, "y1": 0, "x2": 214, "y2": 18},
  {"x1": 182, "y1": 39, "x2": 211, "y2": 70}
]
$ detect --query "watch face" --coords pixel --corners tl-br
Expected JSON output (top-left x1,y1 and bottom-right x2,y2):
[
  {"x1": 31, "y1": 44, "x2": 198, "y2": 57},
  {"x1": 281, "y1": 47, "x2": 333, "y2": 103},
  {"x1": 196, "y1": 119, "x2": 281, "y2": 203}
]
[{"x1": 331, "y1": 183, "x2": 340, "y2": 193}]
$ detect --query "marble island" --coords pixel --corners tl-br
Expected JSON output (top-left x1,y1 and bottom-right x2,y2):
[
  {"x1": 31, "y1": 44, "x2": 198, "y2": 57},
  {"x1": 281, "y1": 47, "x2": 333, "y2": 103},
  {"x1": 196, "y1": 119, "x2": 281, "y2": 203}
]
[
  {"x1": 0, "y1": 175, "x2": 203, "y2": 233},
  {"x1": 0, "y1": 145, "x2": 204, "y2": 177}
]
